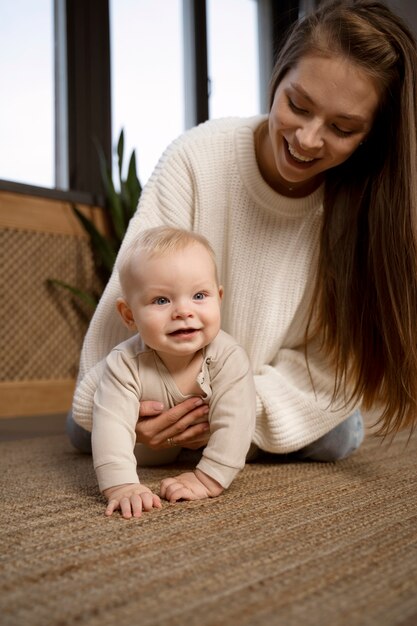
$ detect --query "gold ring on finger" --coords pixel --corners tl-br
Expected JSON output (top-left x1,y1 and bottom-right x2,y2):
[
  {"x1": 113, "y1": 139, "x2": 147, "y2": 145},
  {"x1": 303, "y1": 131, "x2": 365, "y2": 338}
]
[{"x1": 167, "y1": 437, "x2": 174, "y2": 447}]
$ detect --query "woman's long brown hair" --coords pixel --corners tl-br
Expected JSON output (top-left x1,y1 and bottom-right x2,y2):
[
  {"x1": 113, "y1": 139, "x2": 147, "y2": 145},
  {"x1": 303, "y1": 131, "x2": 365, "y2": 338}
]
[{"x1": 269, "y1": 0, "x2": 417, "y2": 436}]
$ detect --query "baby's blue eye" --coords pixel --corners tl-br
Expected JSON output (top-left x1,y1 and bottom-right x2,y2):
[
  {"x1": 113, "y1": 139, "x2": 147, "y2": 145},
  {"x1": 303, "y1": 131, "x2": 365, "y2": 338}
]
[
  {"x1": 154, "y1": 297, "x2": 169, "y2": 305},
  {"x1": 193, "y1": 292, "x2": 206, "y2": 300}
]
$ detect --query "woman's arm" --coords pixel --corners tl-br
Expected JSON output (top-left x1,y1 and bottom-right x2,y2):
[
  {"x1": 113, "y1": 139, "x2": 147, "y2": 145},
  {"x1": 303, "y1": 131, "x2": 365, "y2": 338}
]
[
  {"x1": 74, "y1": 134, "x2": 197, "y2": 424},
  {"x1": 77, "y1": 139, "x2": 196, "y2": 383}
]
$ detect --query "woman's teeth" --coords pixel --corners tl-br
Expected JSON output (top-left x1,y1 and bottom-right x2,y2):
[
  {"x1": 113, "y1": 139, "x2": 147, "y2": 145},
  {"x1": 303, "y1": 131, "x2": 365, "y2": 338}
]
[{"x1": 288, "y1": 143, "x2": 315, "y2": 163}]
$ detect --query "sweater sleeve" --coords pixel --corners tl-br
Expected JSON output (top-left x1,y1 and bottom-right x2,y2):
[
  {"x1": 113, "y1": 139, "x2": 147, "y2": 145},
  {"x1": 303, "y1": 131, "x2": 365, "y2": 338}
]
[
  {"x1": 91, "y1": 349, "x2": 142, "y2": 492},
  {"x1": 74, "y1": 135, "x2": 197, "y2": 422},
  {"x1": 72, "y1": 358, "x2": 107, "y2": 431},
  {"x1": 196, "y1": 343, "x2": 256, "y2": 488}
]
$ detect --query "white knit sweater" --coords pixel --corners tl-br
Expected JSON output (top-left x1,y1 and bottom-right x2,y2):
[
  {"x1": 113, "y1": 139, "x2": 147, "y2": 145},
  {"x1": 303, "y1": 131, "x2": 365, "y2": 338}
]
[{"x1": 73, "y1": 115, "x2": 359, "y2": 453}]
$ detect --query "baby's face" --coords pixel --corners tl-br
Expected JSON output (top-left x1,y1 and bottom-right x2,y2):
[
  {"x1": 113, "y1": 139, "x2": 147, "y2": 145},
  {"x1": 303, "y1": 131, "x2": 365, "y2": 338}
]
[{"x1": 122, "y1": 243, "x2": 223, "y2": 359}]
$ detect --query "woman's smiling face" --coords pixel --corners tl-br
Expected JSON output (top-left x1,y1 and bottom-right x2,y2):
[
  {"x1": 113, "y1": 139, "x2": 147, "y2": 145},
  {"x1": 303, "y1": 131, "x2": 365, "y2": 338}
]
[{"x1": 261, "y1": 54, "x2": 380, "y2": 196}]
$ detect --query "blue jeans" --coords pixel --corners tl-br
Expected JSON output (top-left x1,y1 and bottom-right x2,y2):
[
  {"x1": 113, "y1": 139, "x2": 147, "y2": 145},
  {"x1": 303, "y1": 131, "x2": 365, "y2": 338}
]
[
  {"x1": 66, "y1": 413, "x2": 92, "y2": 454},
  {"x1": 294, "y1": 409, "x2": 364, "y2": 461},
  {"x1": 66, "y1": 410, "x2": 364, "y2": 462}
]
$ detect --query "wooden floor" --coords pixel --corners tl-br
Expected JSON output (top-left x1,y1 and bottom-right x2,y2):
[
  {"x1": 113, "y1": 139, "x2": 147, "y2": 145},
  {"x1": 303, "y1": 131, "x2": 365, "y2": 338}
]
[{"x1": 0, "y1": 413, "x2": 67, "y2": 441}]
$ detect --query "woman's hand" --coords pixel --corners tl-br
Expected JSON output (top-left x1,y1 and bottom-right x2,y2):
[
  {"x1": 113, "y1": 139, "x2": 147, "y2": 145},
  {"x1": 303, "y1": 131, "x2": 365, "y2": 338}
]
[{"x1": 136, "y1": 397, "x2": 210, "y2": 450}]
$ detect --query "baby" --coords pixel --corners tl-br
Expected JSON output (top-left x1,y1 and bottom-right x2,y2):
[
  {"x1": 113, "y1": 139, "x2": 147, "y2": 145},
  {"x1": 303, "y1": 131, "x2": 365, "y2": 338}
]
[{"x1": 92, "y1": 226, "x2": 256, "y2": 518}]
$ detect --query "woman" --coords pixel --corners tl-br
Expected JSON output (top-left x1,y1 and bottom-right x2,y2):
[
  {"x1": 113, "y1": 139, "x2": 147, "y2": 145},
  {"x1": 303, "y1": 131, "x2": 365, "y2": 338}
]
[{"x1": 69, "y1": 0, "x2": 417, "y2": 463}]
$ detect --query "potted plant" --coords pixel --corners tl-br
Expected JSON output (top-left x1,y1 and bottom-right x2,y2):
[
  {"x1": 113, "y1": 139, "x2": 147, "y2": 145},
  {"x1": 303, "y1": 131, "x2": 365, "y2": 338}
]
[{"x1": 50, "y1": 129, "x2": 141, "y2": 307}]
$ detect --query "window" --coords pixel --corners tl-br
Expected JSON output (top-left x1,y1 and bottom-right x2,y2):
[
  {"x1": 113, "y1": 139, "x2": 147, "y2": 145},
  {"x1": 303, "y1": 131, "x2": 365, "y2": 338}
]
[
  {"x1": 110, "y1": 0, "x2": 184, "y2": 186},
  {"x1": 0, "y1": 0, "x2": 55, "y2": 188},
  {"x1": 1, "y1": 0, "x2": 269, "y2": 194},
  {"x1": 110, "y1": 0, "x2": 263, "y2": 186},
  {"x1": 207, "y1": 0, "x2": 260, "y2": 119}
]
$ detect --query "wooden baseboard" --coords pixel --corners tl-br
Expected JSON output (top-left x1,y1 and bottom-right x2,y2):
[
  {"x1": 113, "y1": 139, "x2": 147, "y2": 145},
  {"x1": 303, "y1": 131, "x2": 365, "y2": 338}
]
[{"x1": 0, "y1": 379, "x2": 75, "y2": 418}]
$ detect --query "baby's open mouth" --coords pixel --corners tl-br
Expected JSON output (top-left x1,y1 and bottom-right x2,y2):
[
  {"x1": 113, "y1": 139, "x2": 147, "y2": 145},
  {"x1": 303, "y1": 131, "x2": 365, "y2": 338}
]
[{"x1": 169, "y1": 328, "x2": 199, "y2": 336}]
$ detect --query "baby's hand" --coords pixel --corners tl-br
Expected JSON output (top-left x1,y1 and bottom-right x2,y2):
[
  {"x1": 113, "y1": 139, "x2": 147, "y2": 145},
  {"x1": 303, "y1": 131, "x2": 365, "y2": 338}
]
[
  {"x1": 160, "y1": 469, "x2": 224, "y2": 503},
  {"x1": 103, "y1": 483, "x2": 162, "y2": 519}
]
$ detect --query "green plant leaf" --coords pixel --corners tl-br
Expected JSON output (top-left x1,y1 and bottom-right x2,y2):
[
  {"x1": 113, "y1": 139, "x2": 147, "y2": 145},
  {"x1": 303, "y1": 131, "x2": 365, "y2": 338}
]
[
  {"x1": 48, "y1": 128, "x2": 142, "y2": 319},
  {"x1": 47, "y1": 279, "x2": 98, "y2": 308},
  {"x1": 94, "y1": 137, "x2": 125, "y2": 240},
  {"x1": 119, "y1": 182, "x2": 131, "y2": 228},
  {"x1": 73, "y1": 206, "x2": 117, "y2": 273},
  {"x1": 126, "y1": 150, "x2": 142, "y2": 220},
  {"x1": 117, "y1": 128, "x2": 124, "y2": 185}
]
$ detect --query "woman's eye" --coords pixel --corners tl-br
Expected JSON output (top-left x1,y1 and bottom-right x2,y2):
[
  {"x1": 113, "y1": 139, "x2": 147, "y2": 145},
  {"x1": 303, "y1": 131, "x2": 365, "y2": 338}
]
[
  {"x1": 332, "y1": 125, "x2": 354, "y2": 138},
  {"x1": 153, "y1": 297, "x2": 169, "y2": 305},
  {"x1": 193, "y1": 292, "x2": 206, "y2": 300},
  {"x1": 288, "y1": 97, "x2": 308, "y2": 114},
  {"x1": 288, "y1": 94, "x2": 356, "y2": 138}
]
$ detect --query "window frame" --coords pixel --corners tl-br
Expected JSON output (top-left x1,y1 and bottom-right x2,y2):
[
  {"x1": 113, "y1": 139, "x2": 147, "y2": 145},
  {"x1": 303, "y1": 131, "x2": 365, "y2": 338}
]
[{"x1": 0, "y1": 0, "x2": 300, "y2": 204}]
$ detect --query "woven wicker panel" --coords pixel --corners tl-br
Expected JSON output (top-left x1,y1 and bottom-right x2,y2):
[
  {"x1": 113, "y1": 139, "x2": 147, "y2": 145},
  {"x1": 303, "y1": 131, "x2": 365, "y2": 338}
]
[{"x1": 0, "y1": 228, "x2": 102, "y2": 381}]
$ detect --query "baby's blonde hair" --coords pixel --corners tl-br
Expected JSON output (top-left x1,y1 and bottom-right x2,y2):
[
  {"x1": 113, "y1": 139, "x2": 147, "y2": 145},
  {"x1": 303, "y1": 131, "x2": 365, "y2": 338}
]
[{"x1": 117, "y1": 226, "x2": 219, "y2": 296}]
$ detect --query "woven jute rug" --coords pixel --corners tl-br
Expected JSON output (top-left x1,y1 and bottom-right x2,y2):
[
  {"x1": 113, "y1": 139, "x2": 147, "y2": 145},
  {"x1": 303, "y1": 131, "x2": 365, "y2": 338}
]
[{"x1": 1, "y1": 429, "x2": 416, "y2": 626}]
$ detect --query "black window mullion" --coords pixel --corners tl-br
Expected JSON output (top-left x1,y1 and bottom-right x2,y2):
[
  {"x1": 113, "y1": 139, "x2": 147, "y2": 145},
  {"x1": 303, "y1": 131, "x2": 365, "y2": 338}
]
[
  {"x1": 193, "y1": 0, "x2": 209, "y2": 124},
  {"x1": 271, "y1": 0, "x2": 299, "y2": 62},
  {"x1": 66, "y1": 0, "x2": 111, "y2": 197},
  {"x1": 183, "y1": 0, "x2": 209, "y2": 127}
]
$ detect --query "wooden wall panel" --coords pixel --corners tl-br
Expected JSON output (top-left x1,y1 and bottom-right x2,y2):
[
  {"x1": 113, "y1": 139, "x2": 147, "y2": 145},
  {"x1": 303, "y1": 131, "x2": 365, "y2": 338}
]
[{"x1": 0, "y1": 191, "x2": 104, "y2": 418}]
